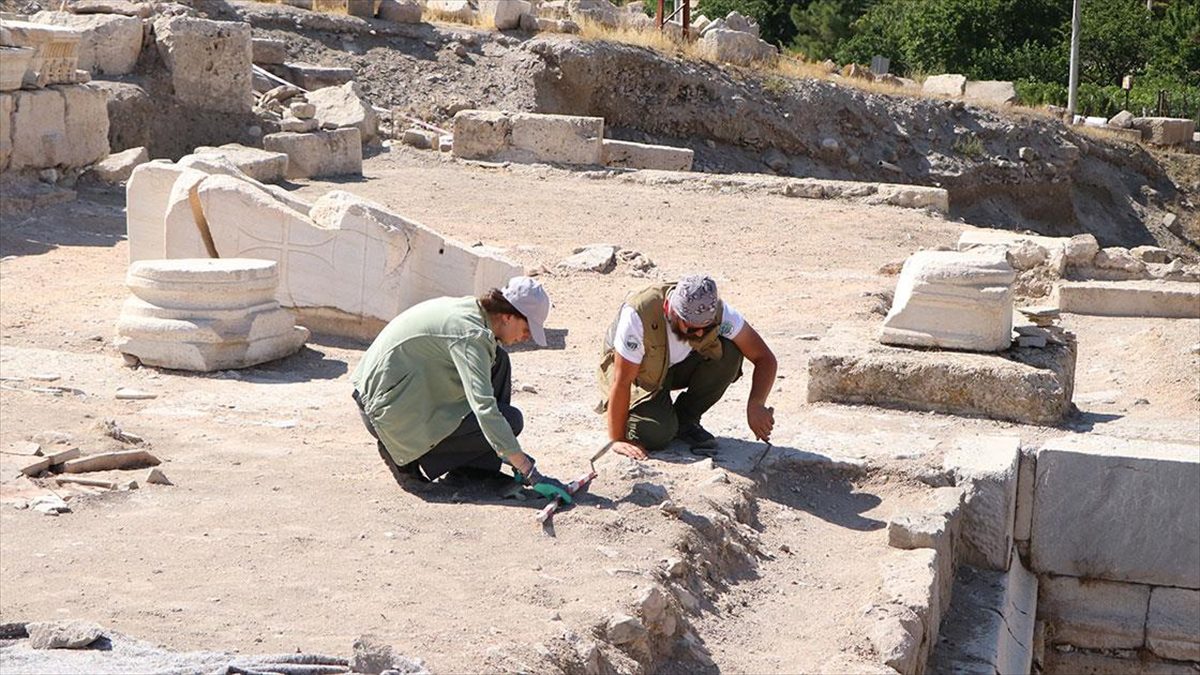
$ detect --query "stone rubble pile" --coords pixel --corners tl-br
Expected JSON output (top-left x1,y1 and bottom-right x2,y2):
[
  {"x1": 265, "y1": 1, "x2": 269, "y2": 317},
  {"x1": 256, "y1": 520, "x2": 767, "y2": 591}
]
[{"x1": 115, "y1": 258, "x2": 310, "y2": 371}]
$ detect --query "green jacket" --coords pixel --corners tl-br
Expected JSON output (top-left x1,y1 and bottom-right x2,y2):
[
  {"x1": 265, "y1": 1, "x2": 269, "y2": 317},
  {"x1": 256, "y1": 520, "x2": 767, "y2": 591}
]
[
  {"x1": 596, "y1": 283, "x2": 724, "y2": 410},
  {"x1": 351, "y1": 296, "x2": 521, "y2": 466}
]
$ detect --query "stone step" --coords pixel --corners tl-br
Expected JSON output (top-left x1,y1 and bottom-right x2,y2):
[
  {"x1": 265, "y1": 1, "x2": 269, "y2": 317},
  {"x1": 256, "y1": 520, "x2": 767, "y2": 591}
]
[{"x1": 1055, "y1": 280, "x2": 1200, "y2": 318}]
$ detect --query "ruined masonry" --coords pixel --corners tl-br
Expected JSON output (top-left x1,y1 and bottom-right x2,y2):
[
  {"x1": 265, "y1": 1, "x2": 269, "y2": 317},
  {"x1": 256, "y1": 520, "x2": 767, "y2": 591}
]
[
  {"x1": 881, "y1": 251, "x2": 1015, "y2": 352},
  {"x1": 125, "y1": 158, "x2": 524, "y2": 339},
  {"x1": 116, "y1": 259, "x2": 309, "y2": 371}
]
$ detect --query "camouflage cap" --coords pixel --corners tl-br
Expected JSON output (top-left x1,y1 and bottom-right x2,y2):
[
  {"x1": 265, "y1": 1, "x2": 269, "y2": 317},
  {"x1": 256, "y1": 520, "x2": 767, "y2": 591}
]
[{"x1": 667, "y1": 274, "x2": 720, "y2": 326}]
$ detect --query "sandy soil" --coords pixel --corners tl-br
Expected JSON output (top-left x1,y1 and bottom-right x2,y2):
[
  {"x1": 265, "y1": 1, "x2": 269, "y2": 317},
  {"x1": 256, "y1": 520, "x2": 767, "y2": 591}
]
[{"x1": 1, "y1": 147, "x2": 1197, "y2": 672}]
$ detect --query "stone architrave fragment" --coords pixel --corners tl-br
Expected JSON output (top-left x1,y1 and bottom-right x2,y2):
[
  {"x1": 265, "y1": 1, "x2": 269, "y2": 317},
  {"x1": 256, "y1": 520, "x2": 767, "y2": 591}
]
[
  {"x1": 1037, "y1": 575, "x2": 1150, "y2": 650},
  {"x1": 116, "y1": 258, "x2": 309, "y2": 371},
  {"x1": 1031, "y1": 435, "x2": 1200, "y2": 589},
  {"x1": 262, "y1": 128, "x2": 362, "y2": 179},
  {"x1": 154, "y1": 17, "x2": 253, "y2": 114},
  {"x1": 944, "y1": 435, "x2": 1020, "y2": 571},
  {"x1": 881, "y1": 251, "x2": 1015, "y2": 352},
  {"x1": 31, "y1": 11, "x2": 142, "y2": 75}
]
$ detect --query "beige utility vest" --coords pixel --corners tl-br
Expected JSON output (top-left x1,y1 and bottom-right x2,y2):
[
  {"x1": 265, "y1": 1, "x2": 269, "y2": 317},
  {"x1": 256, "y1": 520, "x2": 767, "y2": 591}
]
[{"x1": 596, "y1": 283, "x2": 724, "y2": 411}]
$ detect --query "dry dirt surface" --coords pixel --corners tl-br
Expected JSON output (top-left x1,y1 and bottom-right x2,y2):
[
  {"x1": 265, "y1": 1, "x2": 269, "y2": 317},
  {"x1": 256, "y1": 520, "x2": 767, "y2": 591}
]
[{"x1": 2, "y1": 148, "x2": 1198, "y2": 673}]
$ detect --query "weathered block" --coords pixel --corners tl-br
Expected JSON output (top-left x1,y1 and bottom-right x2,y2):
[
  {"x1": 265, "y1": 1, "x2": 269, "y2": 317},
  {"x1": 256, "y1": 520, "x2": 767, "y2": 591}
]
[
  {"x1": 377, "y1": 0, "x2": 421, "y2": 22},
  {"x1": 251, "y1": 37, "x2": 287, "y2": 65},
  {"x1": 923, "y1": 74, "x2": 966, "y2": 97},
  {"x1": 477, "y1": 0, "x2": 529, "y2": 28},
  {"x1": 262, "y1": 128, "x2": 362, "y2": 179},
  {"x1": 116, "y1": 259, "x2": 309, "y2": 371},
  {"x1": 56, "y1": 83, "x2": 109, "y2": 167},
  {"x1": 127, "y1": 161, "x2": 197, "y2": 262},
  {"x1": 875, "y1": 548, "x2": 943, "y2": 673},
  {"x1": 1056, "y1": 280, "x2": 1200, "y2": 318},
  {"x1": 306, "y1": 81, "x2": 378, "y2": 143},
  {"x1": 31, "y1": 11, "x2": 142, "y2": 75},
  {"x1": 695, "y1": 28, "x2": 776, "y2": 66},
  {"x1": 1013, "y1": 448, "x2": 1035, "y2": 544},
  {"x1": 1131, "y1": 117, "x2": 1195, "y2": 146},
  {"x1": 963, "y1": 80, "x2": 1017, "y2": 105},
  {"x1": 807, "y1": 327, "x2": 1076, "y2": 425},
  {"x1": 944, "y1": 435, "x2": 1019, "y2": 571},
  {"x1": 1037, "y1": 575, "x2": 1149, "y2": 649},
  {"x1": 452, "y1": 109, "x2": 511, "y2": 160},
  {"x1": 154, "y1": 17, "x2": 252, "y2": 114},
  {"x1": 0, "y1": 93, "x2": 13, "y2": 171},
  {"x1": 1147, "y1": 587, "x2": 1200, "y2": 661},
  {"x1": 602, "y1": 139, "x2": 694, "y2": 171},
  {"x1": 280, "y1": 62, "x2": 354, "y2": 90},
  {"x1": 93, "y1": 146, "x2": 149, "y2": 183},
  {"x1": 957, "y1": 229, "x2": 1070, "y2": 256},
  {"x1": 0, "y1": 20, "x2": 83, "y2": 86},
  {"x1": 929, "y1": 560, "x2": 1037, "y2": 675},
  {"x1": 881, "y1": 251, "x2": 1015, "y2": 352},
  {"x1": 509, "y1": 111, "x2": 603, "y2": 165},
  {"x1": 9, "y1": 89, "x2": 67, "y2": 170},
  {"x1": 1031, "y1": 435, "x2": 1200, "y2": 588},
  {"x1": 193, "y1": 144, "x2": 288, "y2": 184}
]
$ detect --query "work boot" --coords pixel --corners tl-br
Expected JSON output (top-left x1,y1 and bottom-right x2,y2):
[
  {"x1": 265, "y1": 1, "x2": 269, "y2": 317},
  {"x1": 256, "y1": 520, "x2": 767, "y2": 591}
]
[{"x1": 676, "y1": 421, "x2": 717, "y2": 450}]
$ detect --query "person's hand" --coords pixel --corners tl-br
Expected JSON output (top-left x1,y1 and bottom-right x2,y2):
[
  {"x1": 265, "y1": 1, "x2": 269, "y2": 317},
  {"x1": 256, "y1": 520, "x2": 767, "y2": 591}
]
[
  {"x1": 509, "y1": 452, "x2": 536, "y2": 479},
  {"x1": 529, "y1": 475, "x2": 573, "y2": 503},
  {"x1": 747, "y1": 404, "x2": 774, "y2": 442},
  {"x1": 611, "y1": 440, "x2": 647, "y2": 461}
]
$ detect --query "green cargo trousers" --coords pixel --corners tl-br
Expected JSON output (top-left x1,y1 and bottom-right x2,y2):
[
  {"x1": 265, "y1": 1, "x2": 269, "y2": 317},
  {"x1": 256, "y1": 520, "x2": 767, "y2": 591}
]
[{"x1": 626, "y1": 337, "x2": 744, "y2": 451}]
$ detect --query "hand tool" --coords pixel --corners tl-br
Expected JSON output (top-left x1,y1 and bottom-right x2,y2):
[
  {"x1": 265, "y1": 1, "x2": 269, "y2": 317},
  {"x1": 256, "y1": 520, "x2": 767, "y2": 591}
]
[{"x1": 536, "y1": 441, "x2": 615, "y2": 525}]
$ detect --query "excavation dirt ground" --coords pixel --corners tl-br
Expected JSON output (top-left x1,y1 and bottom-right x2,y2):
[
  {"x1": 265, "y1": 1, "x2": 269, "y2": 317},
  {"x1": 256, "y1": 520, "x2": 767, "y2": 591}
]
[{"x1": 1, "y1": 148, "x2": 1197, "y2": 672}]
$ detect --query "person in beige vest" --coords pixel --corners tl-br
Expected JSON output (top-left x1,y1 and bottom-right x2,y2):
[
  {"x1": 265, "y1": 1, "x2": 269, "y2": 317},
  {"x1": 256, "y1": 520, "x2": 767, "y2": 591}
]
[{"x1": 597, "y1": 274, "x2": 777, "y2": 459}]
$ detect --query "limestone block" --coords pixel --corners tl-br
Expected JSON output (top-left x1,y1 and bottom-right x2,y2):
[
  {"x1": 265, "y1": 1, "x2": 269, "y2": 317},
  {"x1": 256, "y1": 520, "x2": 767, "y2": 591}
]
[
  {"x1": 1147, "y1": 587, "x2": 1200, "y2": 661},
  {"x1": 26, "y1": 620, "x2": 103, "y2": 649},
  {"x1": 1131, "y1": 245, "x2": 1170, "y2": 264},
  {"x1": 1031, "y1": 435, "x2": 1200, "y2": 588},
  {"x1": 161, "y1": 168, "x2": 216, "y2": 259},
  {"x1": 31, "y1": 11, "x2": 141, "y2": 75},
  {"x1": 877, "y1": 548, "x2": 942, "y2": 672},
  {"x1": 401, "y1": 127, "x2": 438, "y2": 150},
  {"x1": 251, "y1": 37, "x2": 287, "y2": 65},
  {"x1": 175, "y1": 153, "x2": 310, "y2": 214},
  {"x1": 9, "y1": 89, "x2": 67, "y2": 170},
  {"x1": 963, "y1": 80, "x2": 1017, "y2": 105},
  {"x1": 153, "y1": 17, "x2": 252, "y2": 114},
  {"x1": 195, "y1": 180, "x2": 522, "y2": 337},
  {"x1": 262, "y1": 128, "x2": 363, "y2": 179},
  {"x1": 880, "y1": 251, "x2": 1015, "y2": 353},
  {"x1": 1064, "y1": 233, "x2": 1099, "y2": 267},
  {"x1": 193, "y1": 144, "x2": 288, "y2": 184},
  {"x1": 1037, "y1": 575, "x2": 1150, "y2": 649},
  {"x1": 1131, "y1": 117, "x2": 1195, "y2": 146},
  {"x1": 56, "y1": 84, "x2": 109, "y2": 167},
  {"x1": 1108, "y1": 110, "x2": 1134, "y2": 128},
  {"x1": 956, "y1": 229, "x2": 1070, "y2": 257},
  {"x1": 279, "y1": 116, "x2": 319, "y2": 133},
  {"x1": 92, "y1": 146, "x2": 148, "y2": 183},
  {"x1": 1013, "y1": 448, "x2": 1035, "y2": 544},
  {"x1": 477, "y1": 0, "x2": 529, "y2": 29},
  {"x1": 306, "y1": 81, "x2": 378, "y2": 143},
  {"x1": 808, "y1": 325, "x2": 1076, "y2": 425},
  {"x1": 1093, "y1": 247, "x2": 1145, "y2": 273},
  {"x1": 127, "y1": 161, "x2": 191, "y2": 262},
  {"x1": 279, "y1": 62, "x2": 354, "y2": 91},
  {"x1": 1056, "y1": 280, "x2": 1200, "y2": 319},
  {"x1": 944, "y1": 435, "x2": 1019, "y2": 571},
  {"x1": 696, "y1": 28, "x2": 776, "y2": 66},
  {"x1": 452, "y1": 109, "x2": 511, "y2": 160},
  {"x1": 509, "y1": 111, "x2": 603, "y2": 165},
  {"x1": 602, "y1": 139, "x2": 694, "y2": 171},
  {"x1": 923, "y1": 74, "x2": 966, "y2": 97},
  {"x1": 0, "y1": 94, "x2": 13, "y2": 171},
  {"x1": 377, "y1": 0, "x2": 421, "y2": 22},
  {"x1": 929, "y1": 560, "x2": 1038, "y2": 675},
  {"x1": 0, "y1": 20, "x2": 83, "y2": 87},
  {"x1": 116, "y1": 258, "x2": 309, "y2": 371}
]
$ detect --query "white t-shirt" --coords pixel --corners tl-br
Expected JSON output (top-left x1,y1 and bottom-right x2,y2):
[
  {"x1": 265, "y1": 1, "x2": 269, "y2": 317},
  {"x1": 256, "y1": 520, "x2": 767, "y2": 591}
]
[{"x1": 612, "y1": 301, "x2": 745, "y2": 366}]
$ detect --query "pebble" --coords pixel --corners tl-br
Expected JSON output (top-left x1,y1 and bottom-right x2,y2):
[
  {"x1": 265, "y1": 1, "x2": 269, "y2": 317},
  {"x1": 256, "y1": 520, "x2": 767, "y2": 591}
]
[
  {"x1": 519, "y1": 384, "x2": 538, "y2": 394},
  {"x1": 796, "y1": 334, "x2": 819, "y2": 341},
  {"x1": 115, "y1": 388, "x2": 156, "y2": 400}
]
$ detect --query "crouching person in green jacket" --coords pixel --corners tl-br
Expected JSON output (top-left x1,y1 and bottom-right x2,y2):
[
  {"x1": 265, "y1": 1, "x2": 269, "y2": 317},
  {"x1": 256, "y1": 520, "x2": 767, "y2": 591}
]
[{"x1": 351, "y1": 276, "x2": 572, "y2": 503}]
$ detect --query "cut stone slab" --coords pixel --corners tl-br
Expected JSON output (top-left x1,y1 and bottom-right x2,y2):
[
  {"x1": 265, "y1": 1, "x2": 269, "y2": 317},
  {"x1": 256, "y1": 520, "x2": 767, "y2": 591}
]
[
  {"x1": 306, "y1": 81, "x2": 379, "y2": 143},
  {"x1": 126, "y1": 161, "x2": 193, "y2": 262},
  {"x1": 8, "y1": 89, "x2": 67, "y2": 170},
  {"x1": 1037, "y1": 575, "x2": 1150, "y2": 649},
  {"x1": 558, "y1": 244, "x2": 617, "y2": 273},
  {"x1": 192, "y1": 144, "x2": 288, "y2": 184},
  {"x1": 262, "y1": 128, "x2": 363, "y2": 179},
  {"x1": 928, "y1": 560, "x2": 1037, "y2": 674},
  {"x1": 92, "y1": 146, "x2": 148, "y2": 183},
  {"x1": 477, "y1": 0, "x2": 529, "y2": 29},
  {"x1": 880, "y1": 251, "x2": 1015, "y2": 352},
  {"x1": 1055, "y1": 280, "x2": 1200, "y2": 319},
  {"x1": 943, "y1": 435, "x2": 1019, "y2": 571},
  {"x1": 602, "y1": 139, "x2": 694, "y2": 171},
  {"x1": 279, "y1": 62, "x2": 354, "y2": 91},
  {"x1": 508, "y1": 112, "x2": 603, "y2": 165},
  {"x1": 377, "y1": 0, "x2": 421, "y2": 22},
  {"x1": 26, "y1": 620, "x2": 103, "y2": 649},
  {"x1": 61, "y1": 449, "x2": 160, "y2": 473},
  {"x1": 30, "y1": 11, "x2": 142, "y2": 75},
  {"x1": 1146, "y1": 587, "x2": 1200, "y2": 661},
  {"x1": 251, "y1": 37, "x2": 287, "y2": 65},
  {"x1": 807, "y1": 326, "x2": 1076, "y2": 425},
  {"x1": 876, "y1": 548, "x2": 942, "y2": 673},
  {"x1": 1130, "y1": 117, "x2": 1195, "y2": 146},
  {"x1": 923, "y1": 73, "x2": 966, "y2": 97},
  {"x1": 956, "y1": 229, "x2": 1070, "y2": 257},
  {"x1": 116, "y1": 258, "x2": 309, "y2": 371},
  {"x1": 153, "y1": 17, "x2": 252, "y2": 114},
  {"x1": 452, "y1": 109, "x2": 511, "y2": 160},
  {"x1": 1031, "y1": 435, "x2": 1200, "y2": 589},
  {"x1": 57, "y1": 83, "x2": 110, "y2": 168},
  {"x1": 963, "y1": 80, "x2": 1017, "y2": 105}
]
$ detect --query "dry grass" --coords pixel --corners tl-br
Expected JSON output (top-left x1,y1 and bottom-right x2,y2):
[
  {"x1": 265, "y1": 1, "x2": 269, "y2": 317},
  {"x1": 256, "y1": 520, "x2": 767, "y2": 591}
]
[
  {"x1": 420, "y1": 6, "x2": 489, "y2": 27},
  {"x1": 575, "y1": 18, "x2": 705, "y2": 60},
  {"x1": 1074, "y1": 124, "x2": 1144, "y2": 145}
]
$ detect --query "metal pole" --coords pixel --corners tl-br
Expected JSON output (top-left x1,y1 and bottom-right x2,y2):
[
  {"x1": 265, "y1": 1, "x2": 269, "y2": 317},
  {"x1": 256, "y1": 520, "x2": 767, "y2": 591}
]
[
  {"x1": 1067, "y1": 0, "x2": 1081, "y2": 121},
  {"x1": 682, "y1": 0, "x2": 690, "y2": 38},
  {"x1": 656, "y1": 0, "x2": 664, "y2": 29}
]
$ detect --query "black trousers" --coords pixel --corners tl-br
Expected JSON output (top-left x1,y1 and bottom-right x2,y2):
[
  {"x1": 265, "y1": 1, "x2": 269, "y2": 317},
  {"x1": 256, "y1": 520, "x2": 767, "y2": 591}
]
[{"x1": 354, "y1": 347, "x2": 523, "y2": 482}]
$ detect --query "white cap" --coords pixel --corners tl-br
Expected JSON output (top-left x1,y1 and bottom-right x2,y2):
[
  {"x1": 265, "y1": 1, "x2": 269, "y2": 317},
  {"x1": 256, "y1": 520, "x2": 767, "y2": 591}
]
[{"x1": 500, "y1": 276, "x2": 551, "y2": 347}]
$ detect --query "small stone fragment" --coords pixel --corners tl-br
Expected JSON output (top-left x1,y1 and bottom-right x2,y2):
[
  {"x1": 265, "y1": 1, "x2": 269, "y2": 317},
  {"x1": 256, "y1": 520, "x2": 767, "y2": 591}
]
[
  {"x1": 145, "y1": 467, "x2": 173, "y2": 485},
  {"x1": 115, "y1": 387, "x2": 157, "y2": 400},
  {"x1": 605, "y1": 614, "x2": 647, "y2": 645},
  {"x1": 26, "y1": 620, "x2": 102, "y2": 649}
]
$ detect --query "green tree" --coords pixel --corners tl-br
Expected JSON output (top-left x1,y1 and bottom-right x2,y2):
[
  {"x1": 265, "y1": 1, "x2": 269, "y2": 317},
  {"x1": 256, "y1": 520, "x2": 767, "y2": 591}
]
[
  {"x1": 790, "y1": 0, "x2": 863, "y2": 61},
  {"x1": 1078, "y1": 0, "x2": 1156, "y2": 85},
  {"x1": 1148, "y1": 0, "x2": 1200, "y2": 85}
]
